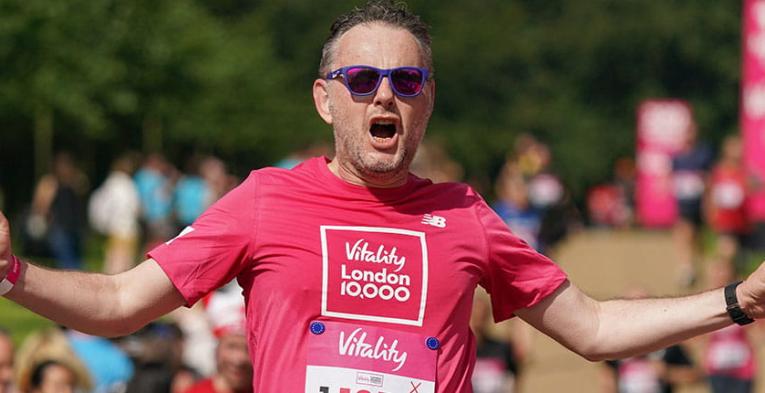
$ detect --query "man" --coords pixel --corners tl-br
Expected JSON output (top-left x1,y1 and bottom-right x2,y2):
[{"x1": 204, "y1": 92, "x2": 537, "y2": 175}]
[
  {"x1": 184, "y1": 283, "x2": 252, "y2": 393},
  {"x1": 0, "y1": 1, "x2": 764, "y2": 392},
  {"x1": 0, "y1": 328, "x2": 14, "y2": 393}
]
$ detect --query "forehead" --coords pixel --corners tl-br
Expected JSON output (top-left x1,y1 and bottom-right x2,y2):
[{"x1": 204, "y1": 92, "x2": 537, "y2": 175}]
[{"x1": 333, "y1": 23, "x2": 425, "y2": 68}]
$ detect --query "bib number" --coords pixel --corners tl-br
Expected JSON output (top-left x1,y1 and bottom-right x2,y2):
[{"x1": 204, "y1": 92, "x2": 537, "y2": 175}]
[{"x1": 305, "y1": 321, "x2": 437, "y2": 393}]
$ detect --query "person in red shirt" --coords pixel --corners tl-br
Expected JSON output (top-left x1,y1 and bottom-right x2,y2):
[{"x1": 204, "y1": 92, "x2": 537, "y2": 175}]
[
  {"x1": 185, "y1": 284, "x2": 252, "y2": 393},
  {"x1": 4, "y1": 1, "x2": 765, "y2": 392},
  {"x1": 705, "y1": 135, "x2": 750, "y2": 264}
]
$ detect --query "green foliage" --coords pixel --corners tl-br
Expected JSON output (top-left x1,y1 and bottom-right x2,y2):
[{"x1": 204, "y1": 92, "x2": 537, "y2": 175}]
[
  {"x1": 0, "y1": 0, "x2": 744, "y2": 209},
  {"x1": 0, "y1": 298, "x2": 53, "y2": 345}
]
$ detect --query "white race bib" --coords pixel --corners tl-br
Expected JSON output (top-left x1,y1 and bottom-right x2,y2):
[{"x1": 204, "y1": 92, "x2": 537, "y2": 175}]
[{"x1": 305, "y1": 321, "x2": 438, "y2": 393}]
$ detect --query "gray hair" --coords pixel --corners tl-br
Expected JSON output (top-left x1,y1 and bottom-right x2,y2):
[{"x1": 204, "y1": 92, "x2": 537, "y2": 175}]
[{"x1": 318, "y1": 0, "x2": 433, "y2": 76}]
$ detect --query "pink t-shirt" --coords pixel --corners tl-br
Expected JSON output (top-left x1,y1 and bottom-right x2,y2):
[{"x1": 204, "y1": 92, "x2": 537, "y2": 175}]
[
  {"x1": 149, "y1": 157, "x2": 567, "y2": 393},
  {"x1": 704, "y1": 324, "x2": 756, "y2": 379}
]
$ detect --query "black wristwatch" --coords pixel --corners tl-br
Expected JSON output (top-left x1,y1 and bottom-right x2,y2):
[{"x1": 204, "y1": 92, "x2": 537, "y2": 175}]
[{"x1": 725, "y1": 281, "x2": 755, "y2": 326}]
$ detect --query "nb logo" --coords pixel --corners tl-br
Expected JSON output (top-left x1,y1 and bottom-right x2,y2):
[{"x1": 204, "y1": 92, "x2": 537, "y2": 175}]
[{"x1": 421, "y1": 214, "x2": 446, "y2": 228}]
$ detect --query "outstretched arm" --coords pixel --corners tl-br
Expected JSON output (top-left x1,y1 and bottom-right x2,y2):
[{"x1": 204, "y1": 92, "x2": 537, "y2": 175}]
[
  {"x1": 0, "y1": 212, "x2": 185, "y2": 337},
  {"x1": 514, "y1": 275, "x2": 757, "y2": 361}
]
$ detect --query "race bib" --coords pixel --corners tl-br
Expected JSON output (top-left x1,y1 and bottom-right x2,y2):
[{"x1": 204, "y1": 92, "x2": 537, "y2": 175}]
[
  {"x1": 712, "y1": 181, "x2": 745, "y2": 209},
  {"x1": 709, "y1": 340, "x2": 750, "y2": 371},
  {"x1": 305, "y1": 321, "x2": 438, "y2": 393},
  {"x1": 673, "y1": 171, "x2": 705, "y2": 199}
]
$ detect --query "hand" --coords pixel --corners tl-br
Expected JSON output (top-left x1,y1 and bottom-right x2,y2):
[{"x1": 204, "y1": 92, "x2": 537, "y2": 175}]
[
  {"x1": 0, "y1": 211, "x2": 11, "y2": 279},
  {"x1": 738, "y1": 262, "x2": 765, "y2": 319}
]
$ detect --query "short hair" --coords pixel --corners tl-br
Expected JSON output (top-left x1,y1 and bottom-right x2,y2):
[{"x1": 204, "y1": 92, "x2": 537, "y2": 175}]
[{"x1": 318, "y1": 0, "x2": 433, "y2": 76}]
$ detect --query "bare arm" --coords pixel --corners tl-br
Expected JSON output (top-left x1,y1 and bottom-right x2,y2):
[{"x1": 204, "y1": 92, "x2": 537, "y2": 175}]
[
  {"x1": 7, "y1": 259, "x2": 185, "y2": 337},
  {"x1": 0, "y1": 212, "x2": 185, "y2": 337},
  {"x1": 515, "y1": 280, "x2": 732, "y2": 361}
]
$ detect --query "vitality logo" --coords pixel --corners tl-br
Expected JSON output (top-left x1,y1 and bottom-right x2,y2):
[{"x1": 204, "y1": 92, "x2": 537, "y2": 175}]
[{"x1": 320, "y1": 226, "x2": 429, "y2": 326}]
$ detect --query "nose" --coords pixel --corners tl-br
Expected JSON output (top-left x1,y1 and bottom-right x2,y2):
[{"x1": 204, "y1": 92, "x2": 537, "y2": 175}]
[{"x1": 373, "y1": 76, "x2": 396, "y2": 109}]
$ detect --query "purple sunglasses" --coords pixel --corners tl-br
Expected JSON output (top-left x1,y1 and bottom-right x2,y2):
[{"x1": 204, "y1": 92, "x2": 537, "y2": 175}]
[{"x1": 326, "y1": 65, "x2": 430, "y2": 97}]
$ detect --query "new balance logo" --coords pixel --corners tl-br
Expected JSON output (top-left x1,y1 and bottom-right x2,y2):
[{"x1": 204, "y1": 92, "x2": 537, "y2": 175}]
[{"x1": 421, "y1": 214, "x2": 447, "y2": 228}]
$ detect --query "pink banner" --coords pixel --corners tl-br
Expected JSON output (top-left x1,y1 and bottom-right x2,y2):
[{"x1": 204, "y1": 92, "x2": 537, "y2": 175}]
[
  {"x1": 742, "y1": 0, "x2": 765, "y2": 220},
  {"x1": 636, "y1": 100, "x2": 693, "y2": 227}
]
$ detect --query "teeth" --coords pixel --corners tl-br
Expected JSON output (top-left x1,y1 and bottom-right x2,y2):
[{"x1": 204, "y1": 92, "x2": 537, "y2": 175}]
[{"x1": 373, "y1": 120, "x2": 395, "y2": 125}]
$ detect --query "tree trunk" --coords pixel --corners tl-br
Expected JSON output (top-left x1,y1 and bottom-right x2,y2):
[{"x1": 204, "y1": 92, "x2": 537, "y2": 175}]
[{"x1": 34, "y1": 105, "x2": 53, "y2": 179}]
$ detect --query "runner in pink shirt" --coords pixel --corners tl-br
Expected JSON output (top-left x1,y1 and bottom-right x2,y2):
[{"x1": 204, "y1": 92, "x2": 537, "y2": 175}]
[{"x1": 2, "y1": 1, "x2": 765, "y2": 393}]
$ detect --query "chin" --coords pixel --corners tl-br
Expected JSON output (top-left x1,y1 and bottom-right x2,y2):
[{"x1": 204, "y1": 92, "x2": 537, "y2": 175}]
[{"x1": 361, "y1": 150, "x2": 408, "y2": 173}]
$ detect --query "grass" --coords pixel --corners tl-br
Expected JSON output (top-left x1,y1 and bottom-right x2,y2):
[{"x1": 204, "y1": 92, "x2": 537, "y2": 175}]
[{"x1": 0, "y1": 298, "x2": 53, "y2": 346}]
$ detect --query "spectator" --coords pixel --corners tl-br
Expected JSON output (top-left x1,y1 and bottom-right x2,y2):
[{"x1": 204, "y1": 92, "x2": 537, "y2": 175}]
[
  {"x1": 613, "y1": 157, "x2": 636, "y2": 224},
  {"x1": 0, "y1": 328, "x2": 15, "y2": 393},
  {"x1": 134, "y1": 153, "x2": 176, "y2": 251},
  {"x1": 705, "y1": 135, "x2": 749, "y2": 267},
  {"x1": 173, "y1": 156, "x2": 210, "y2": 232},
  {"x1": 587, "y1": 157, "x2": 636, "y2": 228},
  {"x1": 671, "y1": 124, "x2": 713, "y2": 287},
  {"x1": 587, "y1": 184, "x2": 630, "y2": 228},
  {"x1": 602, "y1": 345, "x2": 702, "y2": 393},
  {"x1": 120, "y1": 321, "x2": 198, "y2": 393},
  {"x1": 26, "y1": 360, "x2": 78, "y2": 393},
  {"x1": 199, "y1": 157, "x2": 235, "y2": 204},
  {"x1": 184, "y1": 282, "x2": 252, "y2": 393},
  {"x1": 88, "y1": 153, "x2": 142, "y2": 274},
  {"x1": 492, "y1": 162, "x2": 541, "y2": 251},
  {"x1": 29, "y1": 152, "x2": 88, "y2": 270},
  {"x1": 14, "y1": 329, "x2": 91, "y2": 393},
  {"x1": 702, "y1": 261, "x2": 757, "y2": 393},
  {"x1": 65, "y1": 329, "x2": 133, "y2": 393},
  {"x1": 470, "y1": 290, "x2": 520, "y2": 393}
]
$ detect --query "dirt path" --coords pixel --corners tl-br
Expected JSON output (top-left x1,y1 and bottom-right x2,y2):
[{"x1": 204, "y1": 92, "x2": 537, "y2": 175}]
[{"x1": 517, "y1": 229, "x2": 761, "y2": 393}]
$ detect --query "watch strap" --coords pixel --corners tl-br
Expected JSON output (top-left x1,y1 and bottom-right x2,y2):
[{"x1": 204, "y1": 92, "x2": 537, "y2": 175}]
[{"x1": 725, "y1": 281, "x2": 754, "y2": 326}]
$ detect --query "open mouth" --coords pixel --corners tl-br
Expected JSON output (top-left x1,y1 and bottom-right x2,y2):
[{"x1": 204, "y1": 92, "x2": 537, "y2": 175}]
[{"x1": 370, "y1": 122, "x2": 397, "y2": 140}]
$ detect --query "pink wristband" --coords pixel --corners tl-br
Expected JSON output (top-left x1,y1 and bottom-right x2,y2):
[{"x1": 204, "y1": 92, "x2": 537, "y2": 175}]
[
  {"x1": 6, "y1": 255, "x2": 21, "y2": 284},
  {"x1": 0, "y1": 255, "x2": 21, "y2": 296}
]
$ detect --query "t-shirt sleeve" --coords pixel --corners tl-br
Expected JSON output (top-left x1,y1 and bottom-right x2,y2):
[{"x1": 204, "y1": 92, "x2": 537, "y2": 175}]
[
  {"x1": 148, "y1": 172, "x2": 258, "y2": 306},
  {"x1": 475, "y1": 200, "x2": 568, "y2": 322}
]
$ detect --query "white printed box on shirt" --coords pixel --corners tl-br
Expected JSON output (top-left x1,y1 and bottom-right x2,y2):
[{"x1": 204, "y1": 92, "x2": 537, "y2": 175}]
[
  {"x1": 320, "y1": 226, "x2": 429, "y2": 327},
  {"x1": 305, "y1": 321, "x2": 436, "y2": 393}
]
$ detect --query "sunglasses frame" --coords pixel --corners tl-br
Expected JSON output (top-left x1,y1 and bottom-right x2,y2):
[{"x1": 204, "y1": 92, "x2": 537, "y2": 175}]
[{"x1": 326, "y1": 65, "x2": 430, "y2": 97}]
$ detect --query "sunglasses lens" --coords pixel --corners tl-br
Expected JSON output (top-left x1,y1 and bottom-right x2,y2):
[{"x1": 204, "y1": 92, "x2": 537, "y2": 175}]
[
  {"x1": 391, "y1": 68, "x2": 424, "y2": 96},
  {"x1": 345, "y1": 67, "x2": 381, "y2": 94}
]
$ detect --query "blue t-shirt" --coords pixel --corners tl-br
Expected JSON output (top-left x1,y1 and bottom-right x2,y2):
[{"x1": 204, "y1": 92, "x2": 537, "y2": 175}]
[
  {"x1": 174, "y1": 176, "x2": 209, "y2": 226},
  {"x1": 492, "y1": 200, "x2": 542, "y2": 251},
  {"x1": 68, "y1": 332, "x2": 134, "y2": 393},
  {"x1": 134, "y1": 168, "x2": 172, "y2": 222}
]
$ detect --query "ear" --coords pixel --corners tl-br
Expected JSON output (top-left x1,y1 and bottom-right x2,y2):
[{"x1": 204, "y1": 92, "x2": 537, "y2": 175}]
[
  {"x1": 426, "y1": 79, "x2": 436, "y2": 113},
  {"x1": 313, "y1": 79, "x2": 333, "y2": 125}
]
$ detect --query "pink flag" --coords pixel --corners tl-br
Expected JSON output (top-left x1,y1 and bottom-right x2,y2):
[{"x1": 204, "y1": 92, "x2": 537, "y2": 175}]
[
  {"x1": 742, "y1": 0, "x2": 765, "y2": 220},
  {"x1": 636, "y1": 100, "x2": 693, "y2": 227}
]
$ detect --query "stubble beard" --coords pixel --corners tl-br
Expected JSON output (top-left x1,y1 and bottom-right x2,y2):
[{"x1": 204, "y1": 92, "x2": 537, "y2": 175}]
[
  {"x1": 329, "y1": 103, "x2": 430, "y2": 185},
  {"x1": 335, "y1": 128, "x2": 411, "y2": 181}
]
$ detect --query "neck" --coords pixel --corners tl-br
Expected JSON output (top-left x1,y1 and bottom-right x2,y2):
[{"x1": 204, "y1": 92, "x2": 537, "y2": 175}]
[{"x1": 327, "y1": 159, "x2": 408, "y2": 188}]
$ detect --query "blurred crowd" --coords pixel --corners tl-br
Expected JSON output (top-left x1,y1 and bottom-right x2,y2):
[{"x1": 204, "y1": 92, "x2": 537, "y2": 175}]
[
  {"x1": 586, "y1": 130, "x2": 762, "y2": 284},
  {"x1": 19, "y1": 152, "x2": 238, "y2": 274},
  {"x1": 0, "y1": 280, "x2": 251, "y2": 393},
  {"x1": 3, "y1": 131, "x2": 764, "y2": 393}
]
